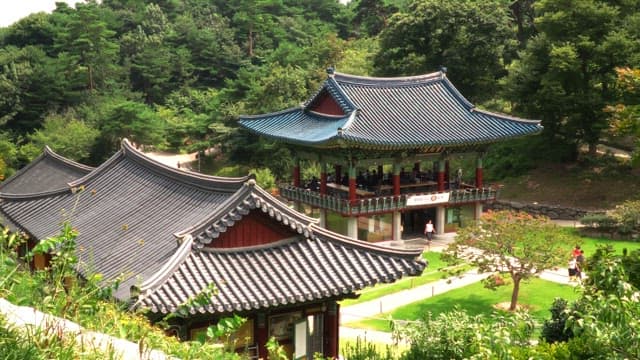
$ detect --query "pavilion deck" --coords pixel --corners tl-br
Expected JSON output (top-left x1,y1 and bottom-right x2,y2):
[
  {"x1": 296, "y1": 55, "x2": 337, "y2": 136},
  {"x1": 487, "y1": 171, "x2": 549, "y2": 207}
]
[{"x1": 279, "y1": 184, "x2": 499, "y2": 216}]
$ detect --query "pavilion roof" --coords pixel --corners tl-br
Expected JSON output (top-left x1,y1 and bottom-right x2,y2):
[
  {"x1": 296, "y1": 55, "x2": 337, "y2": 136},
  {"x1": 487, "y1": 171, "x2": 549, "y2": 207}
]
[
  {"x1": 0, "y1": 146, "x2": 93, "y2": 194},
  {"x1": 239, "y1": 70, "x2": 542, "y2": 151},
  {"x1": 134, "y1": 185, "x2": 425, "y2": 315}
]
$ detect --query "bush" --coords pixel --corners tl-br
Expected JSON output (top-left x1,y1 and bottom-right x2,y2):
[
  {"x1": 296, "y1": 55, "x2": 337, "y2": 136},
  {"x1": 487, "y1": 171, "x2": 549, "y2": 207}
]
[
  {"x1": 250, "y1": 168, "x2": 276, "y2": 190},
  {"x1": 581, "y1": 200, "x2": 640, "y2": 238},
  {"x1": 579, "y1": 213, "x2": 617, "y2": 231},
  {"x1": 341, "y1": 337, "x2": 395, "y2": 360},
  {"x1": 541, "y1": 298, "x2": 573, "y2": 343}
]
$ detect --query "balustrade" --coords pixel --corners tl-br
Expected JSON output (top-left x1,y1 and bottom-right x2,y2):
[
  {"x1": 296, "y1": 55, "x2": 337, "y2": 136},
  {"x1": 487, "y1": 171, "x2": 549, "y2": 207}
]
[{"x1": 279, "y1": 185, "x2": 499, "y2": 216}]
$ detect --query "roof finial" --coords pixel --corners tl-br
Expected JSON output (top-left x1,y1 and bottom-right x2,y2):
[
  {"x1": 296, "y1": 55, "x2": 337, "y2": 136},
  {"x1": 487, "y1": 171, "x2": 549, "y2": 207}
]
[
  {"x1": 326, "y1": 66, "x2": 335, "y2": 77},
  {"x1": 440, "y1": 65, "x2": 447, "y2": 74}
]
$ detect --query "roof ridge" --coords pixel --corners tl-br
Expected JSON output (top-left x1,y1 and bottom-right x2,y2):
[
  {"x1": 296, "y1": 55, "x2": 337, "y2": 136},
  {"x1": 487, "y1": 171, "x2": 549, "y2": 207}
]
[
  {"x1": 70, "y1": 139, "x2": 250, "y2": 192},
  {"x1": 43, "y1": 146, "x2": 95, "y2": 172},
  {"x1": 333, "y1": 71, "x2": 443, "y2": 85}
]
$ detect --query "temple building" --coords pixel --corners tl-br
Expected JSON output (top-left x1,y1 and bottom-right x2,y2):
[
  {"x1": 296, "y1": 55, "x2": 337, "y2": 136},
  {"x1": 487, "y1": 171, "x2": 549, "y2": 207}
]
[
  {"x1": 0, "y1": 145, "x2": 93, "y2": 194},
  {"x1": 0, "y1": 140, "x2": 425, "y2": 359},
  {"x1": 240, "y1": 68, "x2": 542, "y2": 241}
]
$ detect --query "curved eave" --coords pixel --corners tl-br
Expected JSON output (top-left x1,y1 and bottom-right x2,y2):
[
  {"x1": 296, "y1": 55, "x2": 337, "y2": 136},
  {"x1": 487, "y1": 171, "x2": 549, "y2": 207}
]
[
  {"x1": 69, "y1": 139, "x2": 250, "y2": 192},
  {"x1": 239, "y1": 108, "x2": 353, "y2": 146},
  {"x1": 137, "y1": 233, "x2": 426, "y2": 315}
]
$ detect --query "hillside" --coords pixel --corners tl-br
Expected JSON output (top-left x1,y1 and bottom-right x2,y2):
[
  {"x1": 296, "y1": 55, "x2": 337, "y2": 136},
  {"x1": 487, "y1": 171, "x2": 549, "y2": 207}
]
[{"x1": 497, "y1": 161, "x2": 640, "y2": 211}]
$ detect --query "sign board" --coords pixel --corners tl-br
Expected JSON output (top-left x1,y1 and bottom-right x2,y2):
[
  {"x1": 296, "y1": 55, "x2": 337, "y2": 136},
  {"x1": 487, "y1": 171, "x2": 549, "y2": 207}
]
[{"x1": 406, "y1": 192, "x2": 450, "y2": 206}]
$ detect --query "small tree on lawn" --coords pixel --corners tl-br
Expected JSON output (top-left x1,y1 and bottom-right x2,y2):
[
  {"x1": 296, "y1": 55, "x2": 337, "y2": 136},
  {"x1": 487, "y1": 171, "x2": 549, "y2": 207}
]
[{"x1": 443, "y1": 210, "x2": 570, "y2": 311}]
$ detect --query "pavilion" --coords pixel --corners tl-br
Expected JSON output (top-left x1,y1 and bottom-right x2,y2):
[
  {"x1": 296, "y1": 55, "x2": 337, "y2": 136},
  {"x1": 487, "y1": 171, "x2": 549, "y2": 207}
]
[
  {"x1": 240, "y1": 68, "x2": 542, "y2": 241},
  {"x1": 0, "y1": 140, "x2": 425, "y2": 359}
]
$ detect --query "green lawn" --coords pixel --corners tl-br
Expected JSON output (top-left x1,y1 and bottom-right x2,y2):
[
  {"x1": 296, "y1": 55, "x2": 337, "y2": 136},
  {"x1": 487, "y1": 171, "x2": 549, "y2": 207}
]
[
  {"x1": 564, "y1": 228, "x2": 640, "y2": 255},
  {"x1": 345, "y1": 278, "x2": 581, "y2": 332},
  {"x1": 339, "y1": 252, "x2": 469, "y2": 306}
]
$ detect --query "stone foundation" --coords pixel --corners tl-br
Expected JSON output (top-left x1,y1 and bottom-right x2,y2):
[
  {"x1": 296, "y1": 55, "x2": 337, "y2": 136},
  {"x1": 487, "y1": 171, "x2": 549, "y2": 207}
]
[{"x1": 486, "y1": 200, "x2": 604, "y2": 220}]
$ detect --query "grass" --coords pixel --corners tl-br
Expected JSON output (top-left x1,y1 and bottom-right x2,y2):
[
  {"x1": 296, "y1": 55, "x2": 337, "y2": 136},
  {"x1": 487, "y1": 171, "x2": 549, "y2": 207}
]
[
  {"x1": 560, "y1": 227, "x2": 640, "y2": 256},
  {"x1": 346, "y1": 278, "x2": 581, "y2": 332},
  {"x1": 339, "y1": 252, "x2": 469, "y2": 306}
]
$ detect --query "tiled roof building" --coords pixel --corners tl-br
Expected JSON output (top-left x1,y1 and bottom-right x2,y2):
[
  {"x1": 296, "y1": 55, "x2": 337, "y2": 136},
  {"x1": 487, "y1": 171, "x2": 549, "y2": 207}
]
[
  {"x1": 0, "y1": 146, "x2": 93, "y2": 194},
  {"x1": 0, "y1": 140, "x2": 425, "y2": 359},
  {"x1": 239, "y1": 68, "x2": 542, "y2": 242},
  {"x1": 240, "y1": 69, "x2": 541, "y2": 150}
]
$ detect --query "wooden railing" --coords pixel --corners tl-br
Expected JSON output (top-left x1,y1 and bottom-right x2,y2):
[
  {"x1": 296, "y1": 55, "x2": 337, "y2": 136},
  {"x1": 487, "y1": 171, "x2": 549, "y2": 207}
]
[{"x1": 279, "y1": 185, "x2": 499, "y2": 216}]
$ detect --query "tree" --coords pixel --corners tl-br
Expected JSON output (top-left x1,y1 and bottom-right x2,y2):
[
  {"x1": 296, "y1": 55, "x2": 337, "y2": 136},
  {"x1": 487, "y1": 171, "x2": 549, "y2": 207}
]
[
  {"x1": 373, "y1": 0, "x2": 515, "y2": 103},
  {"x1": 352, "y1": 0, "x2": 399, "y2": 37},
  {"x1": 55, "y1": 2, "x2": 120, "y2": 92},
  {"x1": 607, "y1": 67, "x2": 640, "y2": 165},
  {"x1": 19, "y1": 111, "x2": 99, "y2": 163},
  {"x1": 443, "y1": 210, "x2": 569, "y2": 311},
  {"x1": 100, "y1": 101, "x2": 166, "y2": 150},
  {"x1": 503, "y1": 0, "x2": 640, "y2": 158}
]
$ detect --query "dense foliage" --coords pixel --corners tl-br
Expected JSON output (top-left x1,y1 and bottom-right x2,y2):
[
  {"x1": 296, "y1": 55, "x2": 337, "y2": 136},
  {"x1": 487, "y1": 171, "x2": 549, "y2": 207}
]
[{"x1": 1, "y1": 0, "x2": 640, "y2": 182}]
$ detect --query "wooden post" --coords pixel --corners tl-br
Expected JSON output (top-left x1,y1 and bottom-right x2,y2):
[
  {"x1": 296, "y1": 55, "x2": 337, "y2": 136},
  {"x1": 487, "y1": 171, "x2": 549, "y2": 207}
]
[
  {"x1": 320, "y1": 162, "x2": 327, "y2": 195},
  {"x1": 392, "y1": 162, "x2": 401, "y2": 197},
  {"x1": 437, "y1": 160, "x2": 446, "y2": 192},
  {"x1": 475, "y1": 156, "x2": 483, "y2": 188},
  {"x1": 293, "y1": 161, "x2": 301, "y2": 188},
  {"x1": 348, "y1": 163, "x2": 357, "y2": 203},
  {"x1": 324, "y1": 302, "x2": 339, "y2": 358}
]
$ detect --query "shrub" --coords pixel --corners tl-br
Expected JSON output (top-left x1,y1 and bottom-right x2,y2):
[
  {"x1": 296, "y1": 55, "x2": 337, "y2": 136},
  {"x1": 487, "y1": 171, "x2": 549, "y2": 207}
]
[
  {"x1": 541, "y1": 298, "x2": 573, "y2": 343},
  {"x1": 250, "y1": 167, "x2": 276, "y2": 190},
  {"x1": 341, "y1": 337, "x2": 395, "y2": 360}
]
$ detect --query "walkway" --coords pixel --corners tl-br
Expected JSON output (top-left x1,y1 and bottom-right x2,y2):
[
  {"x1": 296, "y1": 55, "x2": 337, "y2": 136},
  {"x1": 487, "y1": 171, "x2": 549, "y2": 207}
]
[{"x1": 339, "y1": 231, "x2": 581, "y2": 344}]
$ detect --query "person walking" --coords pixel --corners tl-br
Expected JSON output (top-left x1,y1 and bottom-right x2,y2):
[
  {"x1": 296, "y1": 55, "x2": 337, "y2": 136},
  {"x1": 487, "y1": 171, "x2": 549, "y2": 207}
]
[
  {"x1": 568, "y1": 256, "x2": 579, "y2": 282},
  {"x1": 424, "y1": 219, "x2": 435, "y2": 244}
]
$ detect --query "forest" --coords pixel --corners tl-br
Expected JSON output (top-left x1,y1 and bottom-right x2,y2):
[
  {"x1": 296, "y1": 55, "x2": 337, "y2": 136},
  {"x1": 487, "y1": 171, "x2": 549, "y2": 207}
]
[{"x1": 1, "y1": 0, "x2": 640, "y2": 183}]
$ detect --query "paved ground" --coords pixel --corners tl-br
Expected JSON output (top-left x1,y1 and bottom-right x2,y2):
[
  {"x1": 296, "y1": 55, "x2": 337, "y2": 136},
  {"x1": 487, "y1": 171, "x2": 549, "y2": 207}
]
[{"x1": 340, "y1": 229, "x2": 582, "y2": 344}]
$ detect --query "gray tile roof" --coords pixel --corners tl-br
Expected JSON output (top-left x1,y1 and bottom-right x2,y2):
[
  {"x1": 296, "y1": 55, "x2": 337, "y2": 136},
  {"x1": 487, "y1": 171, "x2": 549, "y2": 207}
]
[
  {"x1": 134, "y1": 183, "x2": 426, "y2": 315},
  {"x1": 0, "y1": 140, "x2": 251, "y2": 300},
  {"x1": 0, "y1": 146, "x2": 93, "y2": 194},
  {"x1": 239, "y1": 70, "x2": 542, "y2": 150}
]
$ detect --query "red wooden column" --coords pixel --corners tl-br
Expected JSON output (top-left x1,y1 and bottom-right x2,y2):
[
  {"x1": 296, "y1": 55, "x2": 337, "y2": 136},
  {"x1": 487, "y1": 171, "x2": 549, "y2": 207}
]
[
  {"x1": 414, "y1": 162, "x2": 420, "y2": 172},
  {"x1": 293, "y1": 159, "x2": 301, "y2": 187},
  {"x1": 324, "y1": 301, "x2": 339, "y2": 358},
  {"x1": 320, "y1": 162, "x2": 327, "y2": 195},
  {"x1": 475, "y1": 156, "x2": 483, "y2": 188},
  {"x1": 334, "y1": 165, "x2": 342, "y2": 184},
  {"x1": 392, "y1": 163, "x2": 401, "y2": 197},
  {"x1": 255, "y1": 313, "x2": 267, "y2": 359},
  {"x1": 348, "y1": 163, "x2": 357, "y2": 203},
  {"x1": 377, "y1": 165, "x2": 384, "y2": 180},
  {"x1": 437, "y1": 160, "x2": 446, "y2": 192},
  {"x1": 444, "y1": 159, "x2": 450, "y2": 189}
]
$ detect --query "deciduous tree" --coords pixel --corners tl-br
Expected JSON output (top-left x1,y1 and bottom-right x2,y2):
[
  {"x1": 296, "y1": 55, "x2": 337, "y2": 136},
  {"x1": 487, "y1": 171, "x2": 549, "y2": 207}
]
[{"x1": 444, "y1": 210, "x2": 569, "y2": 311}]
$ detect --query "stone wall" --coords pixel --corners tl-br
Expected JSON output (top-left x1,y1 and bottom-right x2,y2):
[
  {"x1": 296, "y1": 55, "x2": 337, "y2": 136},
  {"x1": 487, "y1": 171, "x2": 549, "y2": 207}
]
[{"x1": 486, "y1": 200, "x2": 604, "y2": 220}]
